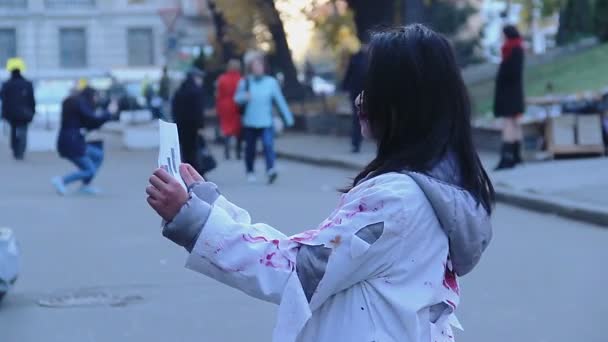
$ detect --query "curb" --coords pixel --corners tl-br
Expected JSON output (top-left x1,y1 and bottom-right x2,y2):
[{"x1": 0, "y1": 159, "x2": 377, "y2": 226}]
[
  {"x1": 276, "y1": 151, "x2": 366, "y2": 171},
  {"x1": 278, "y1": 150, "x2": 608, "y2": 228},
  {"x1": 494, "y1": 187, "x2": 608, "y2": 228}
]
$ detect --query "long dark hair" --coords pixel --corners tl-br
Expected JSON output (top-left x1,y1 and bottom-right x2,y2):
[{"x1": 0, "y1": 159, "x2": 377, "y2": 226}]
[{"x1": 352, "y1": 24, "x2": 495, "y2": 213}]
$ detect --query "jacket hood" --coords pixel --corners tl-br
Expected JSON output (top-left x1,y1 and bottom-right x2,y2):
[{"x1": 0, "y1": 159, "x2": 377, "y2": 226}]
[{"x1": 407, "y1": 154, "x2": 492, "y2": 276}]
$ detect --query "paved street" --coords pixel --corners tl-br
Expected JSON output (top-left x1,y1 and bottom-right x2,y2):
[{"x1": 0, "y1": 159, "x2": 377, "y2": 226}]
[{"x1": 0, "y1": 135, "x2": 607, "y2": 342}]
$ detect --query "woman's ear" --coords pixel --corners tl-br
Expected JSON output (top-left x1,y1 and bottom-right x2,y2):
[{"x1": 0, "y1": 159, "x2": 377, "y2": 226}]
[{"x1": 361, "y1": 119, "x2": 372, "y2": 140}]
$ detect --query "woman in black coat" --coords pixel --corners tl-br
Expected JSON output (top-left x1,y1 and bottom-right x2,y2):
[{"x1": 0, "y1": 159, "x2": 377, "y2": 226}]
[
  {"x1": 494, "y1": 25, "x2": 525, "y2": 170},
  {"x1": 172, "y1": 68, "x2": 205, "y2": 172}
]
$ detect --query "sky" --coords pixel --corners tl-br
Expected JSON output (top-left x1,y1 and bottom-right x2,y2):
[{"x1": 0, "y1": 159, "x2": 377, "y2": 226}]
[{"x1": 275, "y1": 0, "x2": 319, "y2": 63}]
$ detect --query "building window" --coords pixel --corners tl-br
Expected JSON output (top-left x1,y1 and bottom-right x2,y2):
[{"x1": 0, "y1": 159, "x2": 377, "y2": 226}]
[
  {"x1": 59, "y1": 28, "x2": 87, "y2": 68},
  {"x1": 0, "y1": 29, "x2": 17, "y2": 67},
  {"x1": 127, "y1": 28, "x2": 154, "y2": 66},
  {"x1": 45, "y1": 0, "x2": 94, "y2": 9},
  {"x1": 0, "y1": 0, "x2": 27, "y2": 9}
]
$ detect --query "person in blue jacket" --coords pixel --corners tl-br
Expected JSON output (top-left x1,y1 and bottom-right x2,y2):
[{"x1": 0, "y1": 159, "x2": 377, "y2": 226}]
[
  {"x1": 234, "y1": 52, "x2": 294, "y2": 184},
  {"x1": 51, "y1": 87, "x2": 116, "y2": 195}
]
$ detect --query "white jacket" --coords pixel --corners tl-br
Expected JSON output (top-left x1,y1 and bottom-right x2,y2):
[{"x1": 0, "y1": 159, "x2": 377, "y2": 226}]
[{"x1": 166, "y1": 168, "x2": 492, "y2": 342}]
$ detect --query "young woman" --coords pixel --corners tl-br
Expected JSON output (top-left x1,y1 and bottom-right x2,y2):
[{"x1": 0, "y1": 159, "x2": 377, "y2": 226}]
[
  {"x1": 234, "y1": 51, "x2": 294, "y2": 184},
  {"x1": 146, "y1": 25, "x2": 494, "y2": 342},
  {"x1": 494, "y1": 25, "x2": 525, "y2": 170}
]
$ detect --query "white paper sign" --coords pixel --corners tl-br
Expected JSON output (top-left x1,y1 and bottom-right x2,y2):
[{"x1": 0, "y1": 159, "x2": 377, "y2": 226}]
[{"x1": 158, "y1": 120, "x2": 187, "y2": 190}]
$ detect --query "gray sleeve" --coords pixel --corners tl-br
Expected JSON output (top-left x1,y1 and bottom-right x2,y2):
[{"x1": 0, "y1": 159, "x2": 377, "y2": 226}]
[
  {"x1": 188, "y1": 182, "x2": 220, "y2": 204},
  {"x1": 163, "y1": 194, "x2": 212, "y2": 252}
]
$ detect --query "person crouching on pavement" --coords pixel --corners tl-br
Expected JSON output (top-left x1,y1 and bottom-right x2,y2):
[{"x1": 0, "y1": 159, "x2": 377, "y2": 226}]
[
  {"x1": 52, "y1": 87, "x2": 116, "y2": 195},
  {"x1": 234, "y1": 51, "x2": 294, "y2": 184},
  {"x1": 145, "y1": 25, "x2": 494, "y2": 342}
]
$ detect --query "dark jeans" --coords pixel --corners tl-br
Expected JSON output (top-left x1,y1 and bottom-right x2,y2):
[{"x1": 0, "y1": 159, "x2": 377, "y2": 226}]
[
  {"x1": 177, "y1": 124, "x2": 199, "y2": 171},
  {"x1": 351, "y1": 104, "x2": 362, "y2": 151},
  {"x1": 9, "y1": 122, "x2": 28, "y2": 159},
  {"x1": 63, "y1": 144, "x2": 104, "y2": 185},
  {"x1": 224, "y1": 134, "x2": 243, "y2": 160},
  {"x1": 243, "y1": 127, "x2": 275, "y2": 173}
]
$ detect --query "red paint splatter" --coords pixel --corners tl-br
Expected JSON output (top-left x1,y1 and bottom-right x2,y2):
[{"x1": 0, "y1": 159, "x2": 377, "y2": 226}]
[
  {"x1": 290, "y1": 230, "x2": 320, "y2": 242},
  {"x1": 271, "y1": 239, "x2": 280, "y2": 247},
  {"x1": 242, "y1": 234, "x2": 269, "y2": 243},
  {"x1": 266, "y1": 252, "x2": 276, "y2": 260},
  {"x1": 443, "y1": 265, "x2": 460, "y2": 295},
  {"x1": 330, "y1": 235, "x2": 342, "y2": 246},
  {"x1": 319, "y1": 217, "x2": 344, "y2": 230},
  {"x1": 345, "y1": 201, "x2": 368, "y2": 218}
]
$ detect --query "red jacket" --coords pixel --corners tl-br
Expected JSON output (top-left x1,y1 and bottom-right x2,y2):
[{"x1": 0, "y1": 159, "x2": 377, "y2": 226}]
[{"x1": 216, "y1": 71, "x2": 242, "y2": 136}]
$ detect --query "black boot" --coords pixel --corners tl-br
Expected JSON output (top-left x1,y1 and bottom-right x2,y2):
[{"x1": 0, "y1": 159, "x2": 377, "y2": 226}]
[
  {"x1": 513, "y1": 141, "x2": 523, "y2": 165},
  {"x1": 495, "y1": 143, "x2": 516, "y2": 171}
]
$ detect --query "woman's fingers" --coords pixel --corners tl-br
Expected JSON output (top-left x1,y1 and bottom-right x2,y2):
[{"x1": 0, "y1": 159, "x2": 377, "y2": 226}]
[
  {"x1": 146, "y1": 185, "x2": 162, "y2": 200},
  {"x1": 147, "y1": 196, "x2": 160, "y2": 211},
  {"x1": 149, "y1": 175, "x2": 167, "y2": 191},
  {"x1": 154, "y1": 168, "x2": 175, "y2": 184},
  {"x1": 179, "y1": 164, "x2": 197, "y2": 187},
  {"x1": 185, "y1": 164, "x2": 205, "y2": 182},
  {"x1": 179, "y1": 164, "x2": 204, "y2": 187}
]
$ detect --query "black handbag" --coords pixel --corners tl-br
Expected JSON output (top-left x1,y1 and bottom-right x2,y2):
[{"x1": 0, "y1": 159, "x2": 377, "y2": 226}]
[
  {"x1": 196, "y1": 135, "x2": 217, "y2": 174},
  {"x1": 238, "y1": 78, "x2": 250, "y2": 116}
]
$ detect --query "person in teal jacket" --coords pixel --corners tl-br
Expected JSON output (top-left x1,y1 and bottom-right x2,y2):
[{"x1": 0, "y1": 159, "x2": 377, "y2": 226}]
[{"x1": 234, "y1": 52, "x2": 294, "y2": 184}]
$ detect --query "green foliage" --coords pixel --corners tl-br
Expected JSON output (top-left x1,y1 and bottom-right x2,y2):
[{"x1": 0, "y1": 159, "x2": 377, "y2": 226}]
[
  {"x1": 595, "y1": 0, "x2": 608, "y2": 41},
  {"x1": 556, "y1": 0, "x2": 594, "y2": 45},
  {"x1": 514, "y1": 0, "x2": 565, "y2": 26},
  {"x1": 427, "y1": 0, "x2": 479, "y2": 65},
  {"x1": 427, "y1": 0, "x2": 476, "y2": 35}
]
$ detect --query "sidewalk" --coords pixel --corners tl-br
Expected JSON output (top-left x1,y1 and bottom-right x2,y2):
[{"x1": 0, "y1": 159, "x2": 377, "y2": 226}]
[{"x1": 276, "y1": 133, "x2": 608, "y2": 227}]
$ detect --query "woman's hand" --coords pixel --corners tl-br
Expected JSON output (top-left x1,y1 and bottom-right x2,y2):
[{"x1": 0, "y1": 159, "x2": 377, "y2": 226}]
[
  {"x1": 146, "y1": 167, "x2": 186, "y2": 222},
  {"x1": 146, "y1": 164, "x2": 206, "y2": 222}
]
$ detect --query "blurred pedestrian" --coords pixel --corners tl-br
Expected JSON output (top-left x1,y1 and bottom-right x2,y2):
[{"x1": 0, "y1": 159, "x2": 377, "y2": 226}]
[
  {"x1": 172, "y1": 67, "x2": 206, "y2": 173},
  {"x1": 142, "y1": 75, "x2": 154, "y2": 109},
  {"x1": 235, "y1": 51, "x2": 294, "y2": 184},
  {"x1": 142, "y1": 75, "x2": 163, "y2": 120},
  {"x1": 159, "y1": 66, "x2": 171, "y2": 102},
  {"x1": 146, "y1": 25, "x2": 494, "y2": 342},
  {"x1": 159, "y1": 66, "x2": 171, "y2": 118},
  {"x1": 52, "y1": 87, "x2": 115, "y2": 195},
  {"x1": 0, "y1": 58, "x2": 36, "y2": 160},
  {"x1": 216, "y1": 59, "x2": 243, "y2": 160},
  {"x1": 342, "y1": 44, "x2": 368, "y2": 153},
  {"x1": 494, "y1": 25, "x2": 525, "y2": 170}
]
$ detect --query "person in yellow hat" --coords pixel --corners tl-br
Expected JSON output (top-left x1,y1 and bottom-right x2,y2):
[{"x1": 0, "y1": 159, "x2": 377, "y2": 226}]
[{"x1": 1, "y1": 58, "x2": 35, "y2": 160}]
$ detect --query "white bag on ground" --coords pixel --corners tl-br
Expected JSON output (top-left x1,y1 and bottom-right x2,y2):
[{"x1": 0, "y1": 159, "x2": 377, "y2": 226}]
[{"x1": 0, "y1": 228, "x2": 19, "y2": 302}]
